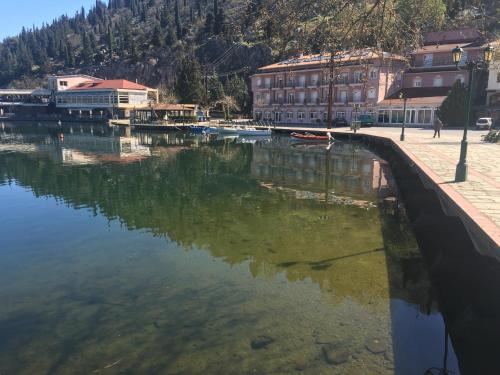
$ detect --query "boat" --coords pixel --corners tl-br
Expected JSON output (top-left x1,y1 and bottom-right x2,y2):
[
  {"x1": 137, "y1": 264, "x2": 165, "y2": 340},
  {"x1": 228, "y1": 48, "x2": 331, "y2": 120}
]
[
  {"x1": 290, "y1": 132, "x2": 332, "y2": 141},
  {"x1": 188, "y1": 125, "x2": 219, "y2": 134},
  {"x1": 219, "y1": 125, "x2": 271, "y2": 136}
]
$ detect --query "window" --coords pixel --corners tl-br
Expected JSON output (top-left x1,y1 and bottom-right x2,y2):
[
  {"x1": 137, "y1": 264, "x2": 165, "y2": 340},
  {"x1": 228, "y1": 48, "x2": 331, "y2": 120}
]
[
  {"x1": 418, "y1": 109, "x2": 432, "y2": 124},
  {"x1": 256, "y1": 78, "x2": 262, "y2": 87},
  {"x1": 338, "y1": 73, "x2": 349, "y2": 84},
  {"x1": 367, "y1": 88, "x2": 376, "y2": 99},
  {"x1": 370, "y1": 69, "x2": 378, "y2": 79},
  {"x1": 352, "y1": 90, "x2": 362, "y2": 102},
  {"x1": 288, "y1": 93, "x2": 294, "y2": 103},
  {"x1": 353, "y1": 71, "x2": 363, "y2": 83},
  {"x1": 322, "y1": 112, "x2": 328, "y2": 121},
  {"x1": 255, "y1": 111, "x2": 262, "y2": 120},
  {"x1": 423, "y1": 54, "x2": 433, "y2": 67},
  {"x1": 497, "y1": 73, "x2": 500, "y2": 83},
  {"x1": 340, "y1": 90, "x2": 348, "y2": 102},
  {"x1": 413, "y1": 77, "x2": 422, "y2": 87},
  {"x1": 298, "y1": 75, "x2": 306, "y2": 87},
  {"x1": 391, "y1": 109, "x2": 404, "y2": 123},
  {"x1": 287, "y1": 112, "x2": 294, "y2": 119},
  {"x1": 310, "y1": 74, "x2": 318, "y2": 86},
  {"x1": 336, "y1": 111, "x2": 346, "y2": 119},
  {"x1": 298, "y1": 112, "x2": 305, "y2": 119},
  {"x1": 59, "y1": 81, "x2": 68, "y2": 87},
  {"x1": 378, "y1": 110, "x2": 390, "y2": 123},
  {"x1": 310, "y1": 112, "x2": 317, "y2": 119},
  {"x1": 433, "y1": 75, "x2": 443, "y2": 87}
]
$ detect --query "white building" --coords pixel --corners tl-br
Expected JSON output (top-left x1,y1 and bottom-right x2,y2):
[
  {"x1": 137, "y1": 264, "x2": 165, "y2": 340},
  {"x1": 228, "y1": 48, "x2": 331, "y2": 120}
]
[{"x1": 55, "y1": 79, "x2": 159, "y2": 119}]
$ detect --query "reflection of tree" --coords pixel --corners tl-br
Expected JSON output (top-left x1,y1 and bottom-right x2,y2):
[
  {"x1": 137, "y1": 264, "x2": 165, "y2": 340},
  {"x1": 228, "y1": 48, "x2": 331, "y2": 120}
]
[{"x1": 0, "y1": 141, "x2": 427, "y2": 307}]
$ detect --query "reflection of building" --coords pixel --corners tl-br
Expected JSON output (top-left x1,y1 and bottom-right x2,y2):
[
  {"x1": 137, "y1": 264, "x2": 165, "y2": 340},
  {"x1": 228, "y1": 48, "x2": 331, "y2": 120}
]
[
  {"x1": 251, "y1": 139, "x2": 395, "y2": 201},
  {"x1": 0, "y1": 125, "x2": 150, "y2": 165}
]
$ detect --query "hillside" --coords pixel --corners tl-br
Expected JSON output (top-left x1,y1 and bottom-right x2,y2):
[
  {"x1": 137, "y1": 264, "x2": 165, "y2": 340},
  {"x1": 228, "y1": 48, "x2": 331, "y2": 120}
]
[{"x1": 0, "y1": 0, "x2": 497, "y2": 111}]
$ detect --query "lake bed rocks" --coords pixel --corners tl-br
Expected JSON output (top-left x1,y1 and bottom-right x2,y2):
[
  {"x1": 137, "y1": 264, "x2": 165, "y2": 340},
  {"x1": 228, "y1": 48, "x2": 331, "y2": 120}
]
[{"x1": 251, "y1": 335, "x2": 274, "y2": 350}]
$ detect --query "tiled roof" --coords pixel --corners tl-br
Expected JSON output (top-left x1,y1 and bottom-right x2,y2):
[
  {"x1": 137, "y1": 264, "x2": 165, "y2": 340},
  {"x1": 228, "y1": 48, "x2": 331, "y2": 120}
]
[
  {"x1": 423, "y1": 28, "x2": 480, "y2": 45},
  {"x1": 387, "y1": 87, "x2": 451, "y2": 99},
  {"x1": 412, "y1": 42, "x2": 482, "y2": 54},
  {"x1": 67, "y1": 79, "x2": 151, "y2": 91},
  {"x1": 379, "y1": 96, "x2": 446, "y2": 106},
  {"x1": 258, "y1": 49, "x2": 407, "y2": 72}
]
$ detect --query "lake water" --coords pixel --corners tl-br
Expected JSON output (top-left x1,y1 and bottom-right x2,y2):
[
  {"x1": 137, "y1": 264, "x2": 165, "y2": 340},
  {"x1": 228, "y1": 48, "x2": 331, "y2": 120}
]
[{"x1": 0, "y1": 123, "x2": 459, "y2": 374}]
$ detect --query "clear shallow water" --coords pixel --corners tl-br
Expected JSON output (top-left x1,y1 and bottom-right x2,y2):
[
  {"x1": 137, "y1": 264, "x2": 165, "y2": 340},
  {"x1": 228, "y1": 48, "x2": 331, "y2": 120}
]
[{"x1": 0, "y1": 123, "x2": 459, "y2": 374}]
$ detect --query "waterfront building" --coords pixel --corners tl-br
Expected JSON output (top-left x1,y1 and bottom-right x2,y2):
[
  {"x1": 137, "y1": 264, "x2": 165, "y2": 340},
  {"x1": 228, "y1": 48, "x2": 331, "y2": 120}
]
[
  {"x1": 378, "y1": 28, "x2": 488, "y2": 127},
  {"x1": 47, "y1": 74, "x2": 103, "y2": 93},
  {"x1": 0, "y1": 88, "x2": 51, "y2": 117},
  {"x1": 251, "y1": 49, "x2": 407, "y2": 125},
  {"x1": 55, "y1": 78, "x2": 159, "y2": 119}
]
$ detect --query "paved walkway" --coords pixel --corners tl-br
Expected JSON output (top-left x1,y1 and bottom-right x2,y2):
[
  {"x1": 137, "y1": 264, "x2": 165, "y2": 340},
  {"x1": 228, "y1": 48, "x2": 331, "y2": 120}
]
[{"x1": 273, "y1": 125, "x2": 500, "y2": 253}]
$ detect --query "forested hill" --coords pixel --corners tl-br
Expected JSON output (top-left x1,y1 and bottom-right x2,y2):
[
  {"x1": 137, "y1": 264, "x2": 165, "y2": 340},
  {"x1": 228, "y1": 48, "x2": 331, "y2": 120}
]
[{"x1": 0, "y1": 0, "x2": 497, "y2": 107}]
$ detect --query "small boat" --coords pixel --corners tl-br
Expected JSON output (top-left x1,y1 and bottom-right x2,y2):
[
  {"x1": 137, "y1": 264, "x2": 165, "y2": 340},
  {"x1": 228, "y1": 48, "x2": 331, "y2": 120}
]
[
  {"x1": 237, "y1": 127, "x2": 271, "y2": 136},
  {"x1": 290, "y1": 132, "x2": 332, "y2": 141},
  {"x1": 220, "y1": 125, "x2": 271, "y2": 136},
  {"x1": 189, "y1": 125, "x2": 218, "y2": 134}
]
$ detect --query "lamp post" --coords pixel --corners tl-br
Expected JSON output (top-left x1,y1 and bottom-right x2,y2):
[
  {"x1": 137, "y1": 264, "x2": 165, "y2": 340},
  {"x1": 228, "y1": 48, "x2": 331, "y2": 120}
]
[
  {"x1": 399, "y1": 91, "x2": 407, "y2": 141},
  {"x1": 452, "y1": 44, "x2": 494, "y2": 182}
]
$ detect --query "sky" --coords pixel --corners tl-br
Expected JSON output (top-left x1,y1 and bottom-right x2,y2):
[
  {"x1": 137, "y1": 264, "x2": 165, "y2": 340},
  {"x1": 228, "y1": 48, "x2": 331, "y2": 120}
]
[{"x1": 0, "y1": 0, "x2": 104, "y2": 40}]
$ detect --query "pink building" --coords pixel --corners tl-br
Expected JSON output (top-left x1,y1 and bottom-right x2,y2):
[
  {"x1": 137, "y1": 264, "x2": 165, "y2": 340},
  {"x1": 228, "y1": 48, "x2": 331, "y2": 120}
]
[
  {"x1": 251, "y1": 49, "x2": 406, "y2": 124},
  {"x1": 378, "y1": 28, "x2": 487, "y2": 127}
]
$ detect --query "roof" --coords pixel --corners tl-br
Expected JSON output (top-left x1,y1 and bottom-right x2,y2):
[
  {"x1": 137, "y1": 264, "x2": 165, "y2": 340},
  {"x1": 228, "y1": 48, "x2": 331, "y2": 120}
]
[
  {"x1": 379, "y1": 96, "x2": 446, "y2": 106},
  {"x1": 413, "y1": 42, "x2": 481, "y2": 54},
  {"x1": 150, "y1": 103, "x2": 199, "y2": 110},
  {"x1": 66, "y1": 79, "x2": 151, "y2": 91},
  {"x1": 387, "y1": 87, "x2": 451, "y2": 99},
  {"x1": 50, "y1": 74, "x2": 103, "y2": 80},
  {"x1": 424, "y1": 28, "x2": 481, "y2": 45},
  {"x1": 258, "y1": 49, "x2": 407, "y2": 72}
]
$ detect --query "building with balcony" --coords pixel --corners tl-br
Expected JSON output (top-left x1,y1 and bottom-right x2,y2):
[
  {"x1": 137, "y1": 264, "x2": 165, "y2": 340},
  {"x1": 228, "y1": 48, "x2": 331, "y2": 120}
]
[
  {"x1": 378, "y1": 28, "x2": 488, "y2": 127},
  {"x1": 55, "y1": 78, "x2": 159, "y2": 119},
  {"x1": 251, "y1": 49, "x2": 406, "y2": 124}
]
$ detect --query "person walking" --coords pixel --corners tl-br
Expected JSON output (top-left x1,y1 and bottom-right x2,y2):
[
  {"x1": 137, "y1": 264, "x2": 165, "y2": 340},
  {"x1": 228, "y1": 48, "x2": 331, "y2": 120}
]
[{"x1": 433, "y1": 116, "x2": 443, "y2": 138}]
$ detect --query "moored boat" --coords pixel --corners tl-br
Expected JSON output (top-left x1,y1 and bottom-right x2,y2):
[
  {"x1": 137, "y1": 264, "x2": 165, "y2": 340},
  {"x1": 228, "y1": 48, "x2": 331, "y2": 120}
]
[{"x1": 290, "y1": 132, "x2": 332, "y2": 141}]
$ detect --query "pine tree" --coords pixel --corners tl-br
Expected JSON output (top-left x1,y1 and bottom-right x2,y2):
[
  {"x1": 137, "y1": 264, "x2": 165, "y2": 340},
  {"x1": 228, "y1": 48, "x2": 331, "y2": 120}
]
[
  {"x1": 166, "y1": 15, "x2": 178, "y2": 46},
  {"x1": 437, "y1": 80, "x2": 468, "y2": 127},
  {"x1": 225, "y1": 75, "x2": 249, "y2": 113}
]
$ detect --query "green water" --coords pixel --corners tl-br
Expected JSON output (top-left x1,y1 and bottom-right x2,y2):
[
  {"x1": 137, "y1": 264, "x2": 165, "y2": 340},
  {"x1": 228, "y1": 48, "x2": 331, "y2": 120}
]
[{"x1": 0, "y1": 123, "x2": 459, "y2": 374}]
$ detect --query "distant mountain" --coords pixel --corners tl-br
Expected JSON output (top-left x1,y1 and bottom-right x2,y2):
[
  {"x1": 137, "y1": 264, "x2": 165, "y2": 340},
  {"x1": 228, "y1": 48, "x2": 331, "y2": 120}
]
[{"x1": 0, "y1": 0, "x2": 497, "y2": 102}]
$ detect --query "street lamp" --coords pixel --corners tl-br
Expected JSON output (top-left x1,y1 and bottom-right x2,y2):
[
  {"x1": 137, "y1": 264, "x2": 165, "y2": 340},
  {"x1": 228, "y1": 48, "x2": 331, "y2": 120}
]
[
  {"x1": 452, "y1": 44, "x2": 494, "y2": 182},
  {"x1": 399, "y1": 91, "x2": 408, "y2": 141}
]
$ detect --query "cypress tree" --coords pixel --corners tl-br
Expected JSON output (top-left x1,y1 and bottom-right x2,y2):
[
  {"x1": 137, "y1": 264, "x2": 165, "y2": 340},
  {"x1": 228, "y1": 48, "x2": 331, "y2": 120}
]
[
  {"x1": 175, "y1": 53, "x2": 204, "y2": 104},
  {"x1": 437, "y1": 80, "x2": 468, "y2": 127},
  {"x1": 174, "y1": 0, "x2": 182, "y2": 39}
]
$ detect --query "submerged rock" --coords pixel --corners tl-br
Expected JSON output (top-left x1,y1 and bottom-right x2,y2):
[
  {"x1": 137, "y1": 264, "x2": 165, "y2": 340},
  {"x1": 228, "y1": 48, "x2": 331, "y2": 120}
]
[
  {"x1": 251, "y1": 335, "x2": 274, "y2": 350},
  {"x1": 322, "y1": 344, "x2": 351, "y2": 365},
  {"x1": 365, "y1": 338, "x2": 386, "y2": 354}
]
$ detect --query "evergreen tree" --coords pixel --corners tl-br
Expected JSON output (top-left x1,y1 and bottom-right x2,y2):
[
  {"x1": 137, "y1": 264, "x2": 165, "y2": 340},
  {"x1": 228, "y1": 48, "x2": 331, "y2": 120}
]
[
  {"x1": 225, "y1": 75, "x2": 249, "y2": 113},
  {"x1": 207, "y1": 74, "x2": 224, "y2": 105},
  {"x1": 175, "y1": 53, "x2": 204, "y2": 104},
  {"x1": 437, "y1": 80, "x2": 468, "y2": 127},
  {"x1": 166, "y1": 15, "x2": 178, "y2": 46},
  {"x1": 107, "y1": 25, "x2": 115, "y2": 58},
  {"x1": 174, "y1": 0, "x2": 182, "y2": 39},
  {"x1": 152, "y1": 22, "x2": 165, "y2": 47}
]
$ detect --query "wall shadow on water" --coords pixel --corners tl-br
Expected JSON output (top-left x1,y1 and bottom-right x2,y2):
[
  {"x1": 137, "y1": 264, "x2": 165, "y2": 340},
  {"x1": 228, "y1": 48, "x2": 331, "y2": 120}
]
[
  {"x1": 1, "y1": 123, "x2": 497, "y2": 374},
  {"x1": 368, "y1": 139, "x2": 500, "y2": 375}
]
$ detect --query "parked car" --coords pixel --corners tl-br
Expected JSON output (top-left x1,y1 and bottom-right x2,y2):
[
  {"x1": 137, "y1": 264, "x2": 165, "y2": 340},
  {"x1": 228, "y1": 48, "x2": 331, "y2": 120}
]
[
  {"x1": 476, "y1": 117, "x2": 492, "y2": 130},
  {"x1": 332, "y1": 117, "x2": 348, "y2": 127},
  {"x1": 359, "y1": 114, "x2": 375, "y2": 127}
]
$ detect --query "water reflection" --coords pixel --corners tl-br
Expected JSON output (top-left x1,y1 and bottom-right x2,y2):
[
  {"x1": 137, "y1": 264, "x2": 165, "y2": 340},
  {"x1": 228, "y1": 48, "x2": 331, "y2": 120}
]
[{"x1": 0, "y1": 123, "x2": 459, "y2": 374}]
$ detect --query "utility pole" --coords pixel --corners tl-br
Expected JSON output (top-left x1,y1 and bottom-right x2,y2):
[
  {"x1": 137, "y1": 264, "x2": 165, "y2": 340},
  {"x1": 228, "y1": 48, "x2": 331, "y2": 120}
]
[{"x1": 326, "y1": 52, "x2": 335, "y2": 130}]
